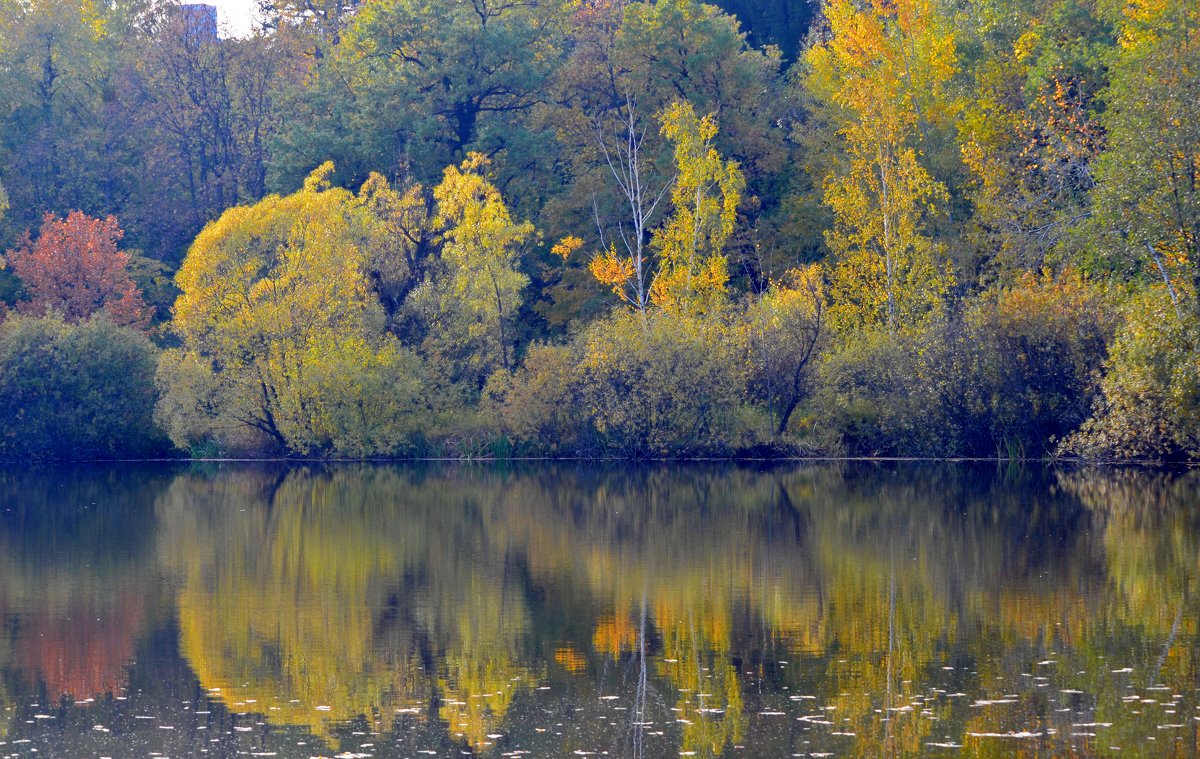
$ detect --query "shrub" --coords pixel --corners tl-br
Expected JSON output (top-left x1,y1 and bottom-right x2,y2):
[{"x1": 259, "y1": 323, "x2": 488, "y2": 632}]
[
  {"x1": 484, "y1": 342, "x2": 589, "y2": 455},
  {"x1": 488, "y1": 309, "x2": 754, "y2": 457},
  {"x1": 575, "y1": 310, "x2": 751, "y2": 457},
  {"x1": 811, "y1": 325, "x2": 954, "y2": 456},
  {"x1": 1064, "y1": 289, "x2": 1200, "y2": 460},
  {"x1": 811, "y1": 272, "x2": 1115, "y2": 457},
  {"x1": 742, "y1": 266, "x2": 827, "y2": 436},
  {"x1": 0, "y1": 315, "x2": 167, "y2": 459},
  {"x1": 964, "y1": 272, "x2": 1115, "y2": 456}
]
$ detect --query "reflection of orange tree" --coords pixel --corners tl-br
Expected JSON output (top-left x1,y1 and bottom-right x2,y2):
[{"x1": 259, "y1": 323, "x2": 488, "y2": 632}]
[
  {"x1": 494, "y1": 466, "x2": 967, "y2": 754},
  {"x1": 494, "y1": 468, "x2": 818, "y2": 755},
  {"x1": 0, "y1": 469, "x2": 167, "y2": 707},
  {"x1": 499, "y1": 467, "x2": 960, "y2": 754},
  {"x1": 812, "y1": 547, "x2": 953, "y2": 756},
  {"x1": 590, "y1": 603, "x2": 746, "y2": 758},
  {"x1": 14, "y1": 593, "x2": 143, "y2": 701}
]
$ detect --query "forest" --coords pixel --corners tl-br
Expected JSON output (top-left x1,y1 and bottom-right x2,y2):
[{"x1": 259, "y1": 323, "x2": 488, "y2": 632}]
[{"x1": 0, "y1": 0, "x2": 1196, "y2": 460}]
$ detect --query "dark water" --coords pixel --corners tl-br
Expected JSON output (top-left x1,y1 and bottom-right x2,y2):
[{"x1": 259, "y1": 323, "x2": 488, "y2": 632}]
[{"x1": 0, "y1": 463, "x2": 1197, "y2": 758}]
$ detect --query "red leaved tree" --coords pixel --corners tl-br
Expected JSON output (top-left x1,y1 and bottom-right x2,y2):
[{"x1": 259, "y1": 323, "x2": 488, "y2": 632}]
[{"x1": 4, "y1": 211, "x2": 149, "y2": 329}]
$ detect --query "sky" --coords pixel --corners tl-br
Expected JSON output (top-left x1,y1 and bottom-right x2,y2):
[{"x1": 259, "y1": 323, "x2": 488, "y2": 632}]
[{"x1": 205, "y1": 0, "x2": 260, "y2": 38}]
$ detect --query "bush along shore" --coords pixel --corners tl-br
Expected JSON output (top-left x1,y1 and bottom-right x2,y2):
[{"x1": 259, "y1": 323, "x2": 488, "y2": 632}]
[{"x1": 0, "y1": 0, "x2": 1198, "y2": 462}]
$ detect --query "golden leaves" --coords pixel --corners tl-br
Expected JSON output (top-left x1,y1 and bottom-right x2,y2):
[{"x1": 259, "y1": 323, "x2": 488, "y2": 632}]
[
  {"x1": 807, "y1": 0, "x2": 957, "y2": 331},
  {"x1": 588, "y1": 246, "x2": 636, "y2": 298},
  {"x1": 160, "y1": 163, "x2": 426, "y2": 454},
  {"x1": 650, "y1": 100, "x2": 745, "y2": 312},
  {"x1": 551, "y1": 235, "x2": 584, "y2": 260}
]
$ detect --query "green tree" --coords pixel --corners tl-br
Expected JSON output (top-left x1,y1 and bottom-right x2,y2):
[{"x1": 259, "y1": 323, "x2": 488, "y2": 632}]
[
  {"x1": 0, "y1": 0, "x2": 126, "y2": 231},
  {"x1": 115, "y1": 5, "x2": 293, "y2": 261},
  {"x1": 1086, "y1": 0, "x2": 1200, "y2": 311},
  {"x1": 271, "y1": 0, "x2": 567, "y2": 190}
]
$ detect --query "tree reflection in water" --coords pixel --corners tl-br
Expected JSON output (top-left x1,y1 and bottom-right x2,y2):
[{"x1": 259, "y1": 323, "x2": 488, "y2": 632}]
[{"x1": 0, "y1": 463, "x2": 1196, "y2": 757}]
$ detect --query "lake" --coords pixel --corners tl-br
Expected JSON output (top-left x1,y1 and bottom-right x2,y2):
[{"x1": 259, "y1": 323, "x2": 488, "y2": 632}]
[{"x1": 0, "y1": 462, "x2": 1196, "y2": 757}]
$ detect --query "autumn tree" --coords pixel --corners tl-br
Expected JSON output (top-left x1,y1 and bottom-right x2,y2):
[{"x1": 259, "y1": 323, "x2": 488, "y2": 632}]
[
  {"x1": 543, "y1": 0, "x2": 785, "y2": 324},
  {"x1": 356, "y1": 173, "x2": 432, "y2": 325},
  {"x1": 581, "y1": 91, "x2": 670, "y2": 314},
  {"x1": 156, "y1": 163, "x2": 428, "y2": 455},
  {"x1": 407, "y1": 154, "x2": 533, "y2": 388},
  {"x1": 649, "y1": 101, "x2": 745, "y2": 311},
  {"x1": 956, "y1": 0, "x2": 1111, "y2": 275},
  {"x1": 258, "y1": 0, "x2": 361, "y2": 61},
  {"x1": 806, "y1": 0, "x2": 958, "y2": 332},
  {"x1": 589, "y1": 101, "x2": 743, "y2": 313},
  {"x1": 1064, "y1": 287, "x2": 1200, "y2": 460},
  {"x1": 576, "y1": 309, "x2": 749, "y2": 456},
  {"x1": 2, "y1": 211, "x2": 148, "y2": 328},
  {"x1": 1087, "y1": 0, "x2": 1200, "y2": 309}
]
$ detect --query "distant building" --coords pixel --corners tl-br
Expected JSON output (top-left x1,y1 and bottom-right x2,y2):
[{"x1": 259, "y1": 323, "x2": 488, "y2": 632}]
[{"x1": 180, "y1": 3, "x2": 219, "y2": 43}]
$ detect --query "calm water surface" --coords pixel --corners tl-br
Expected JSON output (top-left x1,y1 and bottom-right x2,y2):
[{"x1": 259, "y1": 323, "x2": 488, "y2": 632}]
[{"x1": 0, "y1": 463, "x2": 1197, "y2": 758}]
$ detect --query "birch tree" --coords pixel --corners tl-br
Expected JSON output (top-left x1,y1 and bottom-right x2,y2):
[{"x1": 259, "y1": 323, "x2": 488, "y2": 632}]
[{"x1": 807, "y1": 0, "x2": 958, "y2": 331}]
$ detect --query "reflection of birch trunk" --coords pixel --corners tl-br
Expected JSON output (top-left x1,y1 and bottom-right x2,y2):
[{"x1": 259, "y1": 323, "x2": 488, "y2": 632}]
[
  {"x1": 633, "y1": 588, "x2": 648, "y2": 759},
  {"x1": 1152, "y1": 589, "x2": 1185, "y2": 686},
  {"x1": 885, "y1": 558, "x2": 896, "y2": 757}
]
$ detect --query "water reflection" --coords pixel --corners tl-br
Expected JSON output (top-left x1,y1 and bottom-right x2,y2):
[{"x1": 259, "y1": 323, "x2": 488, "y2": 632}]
[{"x1": 0, "y1": 463, "x2": 1196, "y2": 757}]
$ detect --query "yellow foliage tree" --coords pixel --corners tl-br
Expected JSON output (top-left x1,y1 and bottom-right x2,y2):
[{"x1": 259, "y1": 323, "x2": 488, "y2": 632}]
[
  {"x1": 807, "y1": 0, "x2": 958, "y2": 331},
  {"x1": 649, "y1": 101, "x2": 745, "y2": 312},
  {"x1": 1091, "y1": 0, "x2": 1200, "y2": 308},
  {"x1": 588, "y1": 101, "x2": 743, "y2": 314},
  {"x1": 409, "y1": 153, "x2": 533, "y2": 385},
  {"x1": 156, "y1": 163, "x2": 428, "y2": 455}
]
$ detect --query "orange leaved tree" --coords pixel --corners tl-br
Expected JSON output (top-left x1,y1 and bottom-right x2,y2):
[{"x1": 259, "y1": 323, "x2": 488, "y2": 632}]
[{"x1": 3, "y1": 211, "x2": 148, "y2": 329}]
